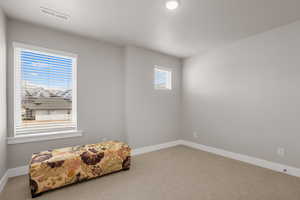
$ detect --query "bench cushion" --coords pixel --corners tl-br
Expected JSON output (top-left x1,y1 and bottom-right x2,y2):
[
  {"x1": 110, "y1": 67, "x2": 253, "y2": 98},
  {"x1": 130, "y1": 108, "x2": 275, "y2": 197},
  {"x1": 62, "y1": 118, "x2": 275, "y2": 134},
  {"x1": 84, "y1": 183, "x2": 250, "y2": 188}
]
[{"x1": 29, "y1": 141, "x2": 131, "y2": 197}]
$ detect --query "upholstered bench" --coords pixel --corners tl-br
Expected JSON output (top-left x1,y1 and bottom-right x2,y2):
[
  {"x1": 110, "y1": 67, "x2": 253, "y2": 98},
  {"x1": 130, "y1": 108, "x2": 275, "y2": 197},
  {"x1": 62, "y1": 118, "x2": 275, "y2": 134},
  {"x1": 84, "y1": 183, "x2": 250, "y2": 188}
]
[{"x1": 29, "y1": 141, "x2": 131, "y2": 197}]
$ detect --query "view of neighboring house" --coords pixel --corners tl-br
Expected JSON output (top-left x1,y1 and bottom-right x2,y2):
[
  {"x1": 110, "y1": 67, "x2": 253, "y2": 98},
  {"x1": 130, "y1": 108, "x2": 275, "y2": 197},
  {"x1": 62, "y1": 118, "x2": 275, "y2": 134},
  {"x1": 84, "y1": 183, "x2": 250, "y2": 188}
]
[
  {"x1": 21, "y1": 82, "x2": 73, "y2": 123},
  {"x1": 22, "y1": 96, "x2": 72, "y2": 122}
]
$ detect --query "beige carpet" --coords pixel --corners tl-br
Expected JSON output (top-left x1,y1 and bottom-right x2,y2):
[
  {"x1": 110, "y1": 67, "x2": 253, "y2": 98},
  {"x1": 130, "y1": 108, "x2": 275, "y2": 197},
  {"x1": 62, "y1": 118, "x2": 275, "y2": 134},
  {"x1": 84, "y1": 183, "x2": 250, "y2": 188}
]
[{"x1": 1, "y1": 146, "x2": 300, "y2": 200}]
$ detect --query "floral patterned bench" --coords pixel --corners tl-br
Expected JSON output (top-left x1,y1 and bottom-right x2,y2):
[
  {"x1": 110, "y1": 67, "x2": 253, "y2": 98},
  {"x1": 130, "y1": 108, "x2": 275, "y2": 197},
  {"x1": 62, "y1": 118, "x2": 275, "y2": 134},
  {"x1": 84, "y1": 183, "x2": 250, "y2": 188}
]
[{"x1": 29, "y1": 141, "x2": 131, "y2": 198}]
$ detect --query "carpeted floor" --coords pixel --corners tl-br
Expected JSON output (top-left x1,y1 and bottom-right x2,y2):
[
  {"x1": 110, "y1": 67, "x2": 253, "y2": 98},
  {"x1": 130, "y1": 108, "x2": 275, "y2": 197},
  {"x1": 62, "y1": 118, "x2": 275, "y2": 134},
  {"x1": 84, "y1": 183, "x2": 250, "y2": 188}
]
[{"x1": 1, "y1": 146, "x2": 300, "y2": 200}]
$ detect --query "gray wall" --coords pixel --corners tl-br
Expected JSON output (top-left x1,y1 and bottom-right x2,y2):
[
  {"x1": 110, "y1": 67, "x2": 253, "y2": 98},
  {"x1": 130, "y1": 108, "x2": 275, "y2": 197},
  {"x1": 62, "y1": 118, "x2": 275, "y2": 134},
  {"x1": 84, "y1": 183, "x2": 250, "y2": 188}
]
[
  {"x1": 7, "y1": 19, "x2": 126, "y2": 168},
  {"x1": 182, "y1": 20, "x2": 300, "y2": 168},
  {"x1": 4, "y1": 14, "x2": 300, "y2": 171},
  {"x1": 6, "y1": 19, "x2": 182, "y2": 168},
  {"x1": 0, "y1": 8, "x2": 7, "y2": 179},
  {"x1": 125, "y1": 46, "x2": 181, "y2": 148}
]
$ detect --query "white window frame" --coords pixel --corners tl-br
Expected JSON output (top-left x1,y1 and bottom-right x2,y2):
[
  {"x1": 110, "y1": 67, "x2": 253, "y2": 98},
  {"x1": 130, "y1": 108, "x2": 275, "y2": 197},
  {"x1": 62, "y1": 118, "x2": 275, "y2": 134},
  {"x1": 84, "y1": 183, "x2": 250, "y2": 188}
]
[
  {"x1": 154, "y1": 65, "x2": 172, "y2": 90},
  {"x1": 12, "y1": 42, "x2": 81, "y2": 142}
]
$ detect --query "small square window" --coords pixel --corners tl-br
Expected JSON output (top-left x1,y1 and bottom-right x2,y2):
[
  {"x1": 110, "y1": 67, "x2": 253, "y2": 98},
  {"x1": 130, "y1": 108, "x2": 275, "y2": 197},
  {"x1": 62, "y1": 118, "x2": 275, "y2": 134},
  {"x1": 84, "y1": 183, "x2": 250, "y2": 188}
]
[{"x1": 154, "y1": 67, "x2": 172, "y2": 90}]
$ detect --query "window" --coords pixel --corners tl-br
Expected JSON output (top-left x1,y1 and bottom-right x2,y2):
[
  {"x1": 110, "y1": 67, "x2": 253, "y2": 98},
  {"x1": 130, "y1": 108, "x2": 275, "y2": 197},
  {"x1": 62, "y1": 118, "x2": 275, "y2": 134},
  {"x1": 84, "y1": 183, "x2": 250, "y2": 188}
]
[
  {"x1": 14, "y1": 43, "x2": 77, "y2": 136},
  {"x1": 154, "y1": 66, "x2": 172, "y2": 90}
]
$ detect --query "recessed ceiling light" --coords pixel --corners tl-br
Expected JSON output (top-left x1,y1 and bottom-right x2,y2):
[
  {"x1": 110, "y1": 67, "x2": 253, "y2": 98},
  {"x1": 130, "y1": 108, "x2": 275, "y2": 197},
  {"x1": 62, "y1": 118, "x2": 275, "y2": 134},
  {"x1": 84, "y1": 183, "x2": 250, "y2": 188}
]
[{"x1": 165, "y1": 0, "x2": 180, "y2": 10}]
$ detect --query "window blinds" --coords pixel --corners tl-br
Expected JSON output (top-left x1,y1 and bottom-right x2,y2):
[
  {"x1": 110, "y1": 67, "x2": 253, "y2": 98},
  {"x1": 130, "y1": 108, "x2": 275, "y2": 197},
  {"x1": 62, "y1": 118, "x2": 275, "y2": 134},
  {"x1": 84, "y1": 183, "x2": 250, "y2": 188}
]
[{"x1": 14, "y1": 45, "x2": 77, "y2": 135}]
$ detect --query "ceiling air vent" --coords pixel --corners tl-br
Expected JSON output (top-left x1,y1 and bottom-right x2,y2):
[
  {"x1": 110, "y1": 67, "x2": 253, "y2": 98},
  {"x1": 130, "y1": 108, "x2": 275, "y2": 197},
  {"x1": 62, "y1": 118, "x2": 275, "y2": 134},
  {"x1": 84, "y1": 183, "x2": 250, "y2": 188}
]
[{"x1": 40, "y1": 6, "x2": 70, "y2": 20}]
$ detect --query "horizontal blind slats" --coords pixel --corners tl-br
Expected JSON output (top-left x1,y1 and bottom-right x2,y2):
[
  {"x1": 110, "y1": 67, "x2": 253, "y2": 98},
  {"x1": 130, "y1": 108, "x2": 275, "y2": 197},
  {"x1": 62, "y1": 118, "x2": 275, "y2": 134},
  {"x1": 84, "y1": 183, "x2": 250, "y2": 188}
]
[
  {"x1": 21, "y1": 63, "x2": 73, "y2": 72},
  {"x1": 21, "y1": 51, "x2": 72, "y2": 63},
  {"x1": 20, "y1": 57, "x2": 72, "y2": 67},
  {"x1": 15, "y1": 48, "x2": 76, "y2": 134},
  {"x1": 21, "y1": 67, "x2": 72, "y2": 74}
]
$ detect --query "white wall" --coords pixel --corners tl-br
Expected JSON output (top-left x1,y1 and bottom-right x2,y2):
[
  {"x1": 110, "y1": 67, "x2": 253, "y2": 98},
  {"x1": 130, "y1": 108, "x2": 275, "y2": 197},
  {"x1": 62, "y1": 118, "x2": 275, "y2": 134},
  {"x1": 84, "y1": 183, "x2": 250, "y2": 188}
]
[
  {"x1": 125, "y1": 46, "x2": 181, "y2": 148},
  {"x1": 0, "y1": 8, "x2": 7, "y2": 179},
  {"x1": 182, "y1": 20, "x2": 300, "y2": 168},
  {"x1": 6, "y1": 19, "x2": 182, "y2": 168}
]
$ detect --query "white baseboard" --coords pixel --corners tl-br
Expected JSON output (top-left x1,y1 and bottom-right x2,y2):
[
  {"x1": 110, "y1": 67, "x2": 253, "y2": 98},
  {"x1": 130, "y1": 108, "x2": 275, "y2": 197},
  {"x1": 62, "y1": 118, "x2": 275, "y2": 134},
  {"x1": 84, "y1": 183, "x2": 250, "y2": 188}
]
[
  {"x1": 3, "y1": 140, "x2": 182, "y2": 179},
  {"x1": 7, "y1": 166, "x2": 29, "y2": 178},
  {"x1": 0, "y1": 172, "x2": 8, "y2": 193},
  {"x1": 4, "y1": 140, "x2": 300, "y2": 183},
  {"x1": 181, "y1": 140, "x2": 300, "y2": 178},
  {"x1": 132, "y1": 140, "x2": 181, "y2": 156}
]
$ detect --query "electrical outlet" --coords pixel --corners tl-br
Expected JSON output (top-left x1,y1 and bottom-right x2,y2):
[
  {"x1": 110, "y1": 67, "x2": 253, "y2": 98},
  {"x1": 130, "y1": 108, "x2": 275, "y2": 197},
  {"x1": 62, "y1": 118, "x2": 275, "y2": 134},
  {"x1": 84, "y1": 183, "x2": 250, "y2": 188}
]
[
  {"x1": 193, "y1": 131, "x2": 198, "y2": 138},
  {"x1": 277, "y1": 147, "x2": 285, "y2": 157}
]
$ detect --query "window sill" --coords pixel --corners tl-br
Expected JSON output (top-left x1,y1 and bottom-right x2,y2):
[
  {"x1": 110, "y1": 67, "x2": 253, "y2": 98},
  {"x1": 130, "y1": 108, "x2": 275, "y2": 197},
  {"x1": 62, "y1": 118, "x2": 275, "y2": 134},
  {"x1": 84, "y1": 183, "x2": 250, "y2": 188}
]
[{"x1": 7, "y1": 130, "x2": 83, "y2": 145}]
